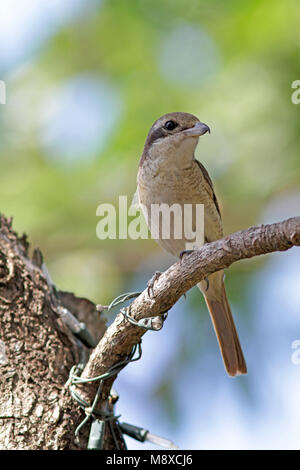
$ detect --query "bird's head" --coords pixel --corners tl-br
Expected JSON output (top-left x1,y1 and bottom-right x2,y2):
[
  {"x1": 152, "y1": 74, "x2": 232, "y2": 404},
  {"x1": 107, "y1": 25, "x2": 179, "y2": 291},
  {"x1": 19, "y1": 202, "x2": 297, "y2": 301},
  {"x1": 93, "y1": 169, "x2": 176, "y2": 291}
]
[{"x1": 142, "y1": 112, "x2": 210, "y2": 169}]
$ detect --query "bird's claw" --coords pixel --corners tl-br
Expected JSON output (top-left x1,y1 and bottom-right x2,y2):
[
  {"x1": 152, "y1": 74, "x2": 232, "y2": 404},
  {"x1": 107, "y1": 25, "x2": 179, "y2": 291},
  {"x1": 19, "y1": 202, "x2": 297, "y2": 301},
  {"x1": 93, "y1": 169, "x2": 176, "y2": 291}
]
[{"x1": 147, "y1": 271, "x2": 162, "y2": 298}]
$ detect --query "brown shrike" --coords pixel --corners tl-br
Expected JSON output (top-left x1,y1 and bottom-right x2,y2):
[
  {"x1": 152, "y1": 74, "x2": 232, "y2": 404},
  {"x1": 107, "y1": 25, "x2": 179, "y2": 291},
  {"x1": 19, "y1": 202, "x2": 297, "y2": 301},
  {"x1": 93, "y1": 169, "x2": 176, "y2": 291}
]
[{"x1": 137, "y1": 112, "x2": 247, "y2": 377}]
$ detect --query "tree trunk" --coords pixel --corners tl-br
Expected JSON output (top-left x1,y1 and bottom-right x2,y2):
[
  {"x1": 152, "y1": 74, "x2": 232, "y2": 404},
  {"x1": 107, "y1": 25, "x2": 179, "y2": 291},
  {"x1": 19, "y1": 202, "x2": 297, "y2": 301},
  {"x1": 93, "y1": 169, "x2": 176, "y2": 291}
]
[{"x1": 0, "y1": 215, "x2": 121, "y2": 449}]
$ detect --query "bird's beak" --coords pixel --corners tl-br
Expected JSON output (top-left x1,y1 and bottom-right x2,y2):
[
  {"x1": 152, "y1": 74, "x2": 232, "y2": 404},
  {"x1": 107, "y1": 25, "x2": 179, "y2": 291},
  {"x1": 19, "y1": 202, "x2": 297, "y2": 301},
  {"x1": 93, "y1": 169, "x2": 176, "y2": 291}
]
[{"x1": 184, "y1": 121, "x2": 211, "y2": 137}]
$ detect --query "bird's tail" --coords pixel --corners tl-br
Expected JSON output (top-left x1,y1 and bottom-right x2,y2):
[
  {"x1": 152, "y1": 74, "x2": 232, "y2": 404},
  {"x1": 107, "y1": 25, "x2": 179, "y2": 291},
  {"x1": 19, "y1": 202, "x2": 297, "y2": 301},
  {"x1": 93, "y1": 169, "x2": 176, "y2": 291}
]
[{"x1": 198, "y1": 272, "x2": 247, "y2": 377}]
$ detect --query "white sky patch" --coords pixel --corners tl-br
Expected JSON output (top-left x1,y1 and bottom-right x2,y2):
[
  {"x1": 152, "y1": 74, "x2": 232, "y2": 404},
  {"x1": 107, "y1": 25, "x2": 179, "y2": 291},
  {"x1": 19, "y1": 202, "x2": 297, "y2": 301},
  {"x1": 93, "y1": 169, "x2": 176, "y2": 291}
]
[
  {"x1": 0, "y1": 0, "x2": 101, "y2": 72},
  {"x1": 257, "y1": 249, "x2": 300, "y2": 324},
  {"x1": 39, "y1": 75, "x2": 122, "y2": 165}
]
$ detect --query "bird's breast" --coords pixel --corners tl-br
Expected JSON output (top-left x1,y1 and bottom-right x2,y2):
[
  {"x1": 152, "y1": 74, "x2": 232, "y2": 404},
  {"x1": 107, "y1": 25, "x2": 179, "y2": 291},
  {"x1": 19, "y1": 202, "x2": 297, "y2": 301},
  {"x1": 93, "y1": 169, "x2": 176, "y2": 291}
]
[
  {"x1": 138, "y1": 162, "x2": 208, "y2": 207},
  {"x1": 137, "y1": 161, "x2": 223, "y2": 256}
]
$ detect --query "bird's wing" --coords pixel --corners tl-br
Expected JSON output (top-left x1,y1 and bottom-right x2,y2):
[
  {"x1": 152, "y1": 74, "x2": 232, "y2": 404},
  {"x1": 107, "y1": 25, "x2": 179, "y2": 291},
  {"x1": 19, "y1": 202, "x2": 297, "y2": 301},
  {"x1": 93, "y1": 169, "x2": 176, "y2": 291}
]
[{"x1": 195, "y1": 159, "x2": 221, "y2": 218}]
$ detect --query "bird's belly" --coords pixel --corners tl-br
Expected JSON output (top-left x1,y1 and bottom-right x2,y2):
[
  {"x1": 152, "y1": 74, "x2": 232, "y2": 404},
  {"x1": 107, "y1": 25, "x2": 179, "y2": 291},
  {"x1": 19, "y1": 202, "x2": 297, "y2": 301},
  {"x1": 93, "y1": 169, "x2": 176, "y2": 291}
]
[{"x1": 138, "y1": 181, "x2": 208, "y2": 257}]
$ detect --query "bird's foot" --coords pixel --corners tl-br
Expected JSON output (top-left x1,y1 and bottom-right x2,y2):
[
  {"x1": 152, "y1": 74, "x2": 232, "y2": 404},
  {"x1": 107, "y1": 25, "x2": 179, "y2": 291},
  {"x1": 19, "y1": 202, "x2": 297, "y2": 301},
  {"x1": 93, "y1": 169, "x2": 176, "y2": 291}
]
[{"x1": 147, "y1": 271, "x2": 162, "y2": 298}]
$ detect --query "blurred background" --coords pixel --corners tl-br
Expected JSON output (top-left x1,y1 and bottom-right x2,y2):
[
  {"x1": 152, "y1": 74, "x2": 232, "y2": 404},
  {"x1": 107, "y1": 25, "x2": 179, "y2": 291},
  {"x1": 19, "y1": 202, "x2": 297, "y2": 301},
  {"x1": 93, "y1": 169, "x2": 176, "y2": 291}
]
[{"x1": 0, "y1": 0, "x2": 300, "y2": 450}]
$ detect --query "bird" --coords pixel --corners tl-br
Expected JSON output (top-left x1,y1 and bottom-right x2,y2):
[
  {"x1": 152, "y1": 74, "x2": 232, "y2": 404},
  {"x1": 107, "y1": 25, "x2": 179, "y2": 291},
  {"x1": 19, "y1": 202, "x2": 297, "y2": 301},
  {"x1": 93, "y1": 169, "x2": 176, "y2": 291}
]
[{"x1": 136, "y1": 112, "x2": 247, "y2": 377}]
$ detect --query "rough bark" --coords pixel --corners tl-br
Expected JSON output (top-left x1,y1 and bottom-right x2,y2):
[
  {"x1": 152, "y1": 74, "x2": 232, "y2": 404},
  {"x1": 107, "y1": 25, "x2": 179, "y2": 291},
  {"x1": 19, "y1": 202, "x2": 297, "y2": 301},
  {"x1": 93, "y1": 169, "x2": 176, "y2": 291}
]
[
  {"x1": 0, "y1": 214, "x2": 299, "y2": 449},
  {"x1": 0, "y1": 216, "x2": 108, "y2": 449}
]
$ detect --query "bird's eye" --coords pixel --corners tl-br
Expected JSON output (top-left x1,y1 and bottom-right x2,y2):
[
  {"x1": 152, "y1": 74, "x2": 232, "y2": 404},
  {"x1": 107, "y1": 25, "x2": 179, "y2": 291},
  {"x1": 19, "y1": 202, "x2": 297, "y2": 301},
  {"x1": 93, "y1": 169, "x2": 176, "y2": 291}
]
[{"x1": 164, "y1": 120, "x2": 177, "y2": 131}]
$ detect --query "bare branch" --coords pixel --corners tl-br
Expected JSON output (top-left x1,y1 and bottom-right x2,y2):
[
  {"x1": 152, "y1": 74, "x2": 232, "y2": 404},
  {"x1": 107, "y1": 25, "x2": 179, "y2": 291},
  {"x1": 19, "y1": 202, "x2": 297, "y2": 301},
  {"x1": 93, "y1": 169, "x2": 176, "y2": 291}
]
[{"x1": 79, "y1": 217, "x2": 300, "y2": 404}]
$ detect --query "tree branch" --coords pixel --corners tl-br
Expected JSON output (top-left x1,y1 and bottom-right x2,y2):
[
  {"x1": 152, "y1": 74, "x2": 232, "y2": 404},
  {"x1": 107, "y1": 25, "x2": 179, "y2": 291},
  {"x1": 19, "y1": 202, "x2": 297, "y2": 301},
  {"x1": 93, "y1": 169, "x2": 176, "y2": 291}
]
[{"x1": 79, "y1": 217, "x2": 300, "y2": 406}]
